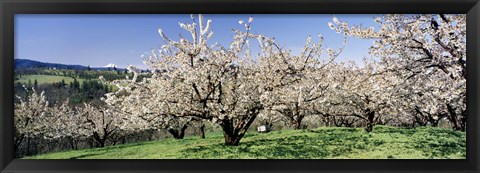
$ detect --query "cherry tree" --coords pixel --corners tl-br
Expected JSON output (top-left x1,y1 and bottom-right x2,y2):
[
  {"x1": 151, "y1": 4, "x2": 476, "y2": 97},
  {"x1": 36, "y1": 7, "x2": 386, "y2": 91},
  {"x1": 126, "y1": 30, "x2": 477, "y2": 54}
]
[
  {"x1": 41, "y1": 99, "x2": 126, "y2": 148},
  {"x1": 101, "y1": 66, "x2": 200, "y2": 140},
  {"x1": 76, "y1": 103, "x2": 127, "y2": 147},
  {"x1": 390, "y1": 67, "x2": 464, "y2": 128},
  {"x1": 104, "y1": 15, "x2": 266, "y2": 145},
  {"x1": 315, "y1": 59, "x2": 396, "y2": 132},
  {"x1": 265, "y1": 45, "x2": 344, "y2": 130},
  {"x1": 43, "y1": 100, "x2": 89, "y2": 150},
  {"x1": 14, "y1": 87, "x2": 50, "y2": 154},
  {"x1": 311, "y1": 65, "x2": 362, "y2": 128}
]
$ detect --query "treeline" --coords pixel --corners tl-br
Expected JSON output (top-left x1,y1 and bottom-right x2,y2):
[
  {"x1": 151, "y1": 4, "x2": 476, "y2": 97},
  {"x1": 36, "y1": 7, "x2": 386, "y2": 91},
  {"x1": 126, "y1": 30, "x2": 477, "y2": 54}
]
[
  {"x1": 14, "y1": 68, "x2": 153, "y2": 106},
  {"x1": 15, "y1": 68, "x2": 132, "y2": 81},
  {"x1": 15, "y1": 79, "x2": 111, "y2": 107}
]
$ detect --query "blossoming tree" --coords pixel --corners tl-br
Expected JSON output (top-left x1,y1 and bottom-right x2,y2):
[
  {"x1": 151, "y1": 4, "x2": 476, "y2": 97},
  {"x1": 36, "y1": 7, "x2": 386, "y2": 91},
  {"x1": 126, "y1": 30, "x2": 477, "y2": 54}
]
[
  {"x1": 261, "y1": 35, "x2": 346, "y2": 130},
  {"x1": 14, "y1": 87, "x2": 50, "y2": 154},
  {"x1": 44, "y1": 100, "x2": 89, "y2": 149},
  {"x1": 315, "y1": 59, "x2": 397, "y2": 132}
]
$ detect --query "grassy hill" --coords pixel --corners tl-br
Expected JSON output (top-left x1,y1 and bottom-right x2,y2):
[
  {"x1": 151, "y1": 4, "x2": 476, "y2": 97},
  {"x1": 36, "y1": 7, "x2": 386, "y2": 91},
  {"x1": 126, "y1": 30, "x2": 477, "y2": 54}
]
[
  {"x1": 15, "y1": 75, "x2": 86, "y2": 85},
  {"x1": 25, "y1": 126, "x2": 466, "y2": 159}
]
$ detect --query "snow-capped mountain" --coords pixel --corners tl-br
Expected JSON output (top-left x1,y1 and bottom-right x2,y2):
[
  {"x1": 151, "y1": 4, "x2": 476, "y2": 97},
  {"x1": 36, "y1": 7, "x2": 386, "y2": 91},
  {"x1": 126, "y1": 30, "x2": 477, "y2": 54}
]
[{"x1": 104, "y1": 63, "x2": 117, "y2": 68}]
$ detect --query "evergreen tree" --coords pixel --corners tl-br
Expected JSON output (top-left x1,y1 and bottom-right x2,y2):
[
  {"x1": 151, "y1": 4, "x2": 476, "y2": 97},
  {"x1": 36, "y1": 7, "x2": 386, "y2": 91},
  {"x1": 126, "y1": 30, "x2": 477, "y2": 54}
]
[
  {"x1": 33, "y1": 79, "x2": 38, "y2": 88},
  {"x1": 72, "y1": 78, "x2": 80, "y2": 90},
  {"x1": 81, "y1": 81, "x2": 88, "y2": 92},
  {"x1": 104, "y1": 84, "x2": 109, "y2": 93}
]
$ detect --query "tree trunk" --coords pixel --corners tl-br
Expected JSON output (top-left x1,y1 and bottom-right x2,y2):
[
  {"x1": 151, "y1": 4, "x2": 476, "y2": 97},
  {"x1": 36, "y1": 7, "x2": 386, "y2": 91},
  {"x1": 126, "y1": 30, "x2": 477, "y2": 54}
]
[
  {"x1": 89, "y1": 137, "x2": 95, "y2": 148},
  {"x1": 291, "y1": 104, "x2": 304, "y2": 130},
  {"x1": 289, "y1": 115, "x2": 304, "y2": 130},
  {"x1": 294, "y1": 119, "x2": 304, "y2": 130},
  {"x1": 264, "y1": 120, "x2": 273, "y2": 132},
  {"x1": 168, "y1": 125, "x2": 188, "y2": 139},
  {"x1": 47, "y1": 140, "x2": 55, "y2": 152},
  {"x1": 365, "y1": 110, "x2": 375, "y2": 133},
  {"x1": 122, "y1": 136, "x2": 126, "y2": 144},
  {"x1": 93, "y1": 132, "x2": 106, "y2": 147},
  {"x1": 446, "y1": 104, "x2": 464, "y2": 131},
  {"x1": 221, "y1": 119, "x2": 239, "y2": 146},
  {"x1": 68, "y1": 136, "x2": 78, "y2": 150},
  {"x1": 14, "y1": 135, "x2": 25, "y2": 158},
  {"x1": 223, "y1": 131, "x2": 243, "y2": 146},
  {"x1": 96, "y1": 138, "x2": 106, "y2": 147},
  {"x1": 427, "y1": 114, "x2": 440, "y2": 127},
  {"x1": 26, "y1": 137, "x2": 31, "y2": 156},
  {"x1": 220, "y1": 110, "x2": 259, "y2": 146},
  {"x1": 199, "y1": 124, "x2": 206, "y2": 139},
  {"x1": 459, "y1": 111, "x2": 466, "y2": 131}
]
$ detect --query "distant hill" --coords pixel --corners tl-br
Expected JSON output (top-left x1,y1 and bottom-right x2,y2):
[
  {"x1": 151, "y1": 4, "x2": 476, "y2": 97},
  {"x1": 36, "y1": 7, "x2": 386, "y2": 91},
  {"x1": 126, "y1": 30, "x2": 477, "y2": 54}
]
[{"x1": 14, "y1": 59, "x2": 125, "y2": 71}]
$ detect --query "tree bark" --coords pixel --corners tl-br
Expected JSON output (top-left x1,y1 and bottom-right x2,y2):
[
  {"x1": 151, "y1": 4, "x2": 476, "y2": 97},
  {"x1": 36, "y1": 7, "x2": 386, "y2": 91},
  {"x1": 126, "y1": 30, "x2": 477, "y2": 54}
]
[
  {"x1": 168, "y1": 125, "x2": 189, "y2": 139},
  {"x1": 14, "y1": 134, "x2": 25, "y2": 158},
  {"x1": 459, "y1": 110, "x2": 466, "y2": 131},
  {"x1": 264, "y1": 120, "x2": 273, "y2": 132},
  {"x1": 293, "y1": 117, "x2": 305, "y2": 130},
  {"x1": 26, "y1": 137, "x2": 31, "y2": 156},
  {"x1": 287, "y1": 114, "x2": 304, "y2": 130},
  {"x1": 446, "y1": 104, "x2": 464, "y2": 131},
  {"x1": 365, "y1": 110, "x2": 375, "y2": 133},
  {"x1": 68, "y1": 136, "x2": 78, "y2": 150},
  {"x1": 199, "y1": 124, "x2": 206, "y2": 139},
  {"x1": 427, "y1": 114, "x2": 441, "y2": 127},
  {"x1": 92, "y1": 132, "x2": 106, "y2": 147},
  {"x1": 220, "y1": 109, "x2": 259, "y2": 146},
  {"x1": 223, "y1": 131, "x2": 243, "y2": 146}
]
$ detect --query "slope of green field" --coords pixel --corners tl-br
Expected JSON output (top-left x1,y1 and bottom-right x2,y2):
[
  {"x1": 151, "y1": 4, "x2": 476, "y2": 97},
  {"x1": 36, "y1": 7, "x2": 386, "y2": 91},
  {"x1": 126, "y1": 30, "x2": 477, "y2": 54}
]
[
  {"x1": 26, "y1": 126, "x2": 466, "y2": 159},
  {"x1": 15, "y1": 75, "x2": 86, "y2": 85}
]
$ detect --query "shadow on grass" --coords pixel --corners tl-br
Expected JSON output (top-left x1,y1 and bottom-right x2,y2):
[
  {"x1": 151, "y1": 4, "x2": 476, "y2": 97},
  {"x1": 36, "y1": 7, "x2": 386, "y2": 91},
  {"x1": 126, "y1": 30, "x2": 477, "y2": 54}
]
[
  {"x1": 371, "y1": 126, "x2": 417, "y2": 136},
  {"x1": 309, "y1": 128, "x2": 359, "y2": 134},
  {"x1": 413, "y1": 139, "x2": 465, "y2": 158},
  {"x1": 64, "y1": 142, "x2": 148, "y2": 159},
  {"x1": 412, "y1": 133, "x2": 465, "y2": 158},
  {"x1": 180, "y1": 132, "x2": 368, "y2": 159},
  {"x1": 375, "y1": 126, "x2": 466, "y2": 158},
  {"x1": 68, "y1": 152, "x2": 108, "y2": 159},
  {"x1": 104, "y1": 142, "x2": 149, "y2": 150}
]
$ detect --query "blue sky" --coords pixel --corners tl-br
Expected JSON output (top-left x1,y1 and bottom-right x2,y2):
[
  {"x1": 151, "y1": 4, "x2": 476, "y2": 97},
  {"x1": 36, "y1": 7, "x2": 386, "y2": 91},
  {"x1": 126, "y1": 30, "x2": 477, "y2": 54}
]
[{"x1": 15, "y1": 14, "x2": 379, "y2": 69}]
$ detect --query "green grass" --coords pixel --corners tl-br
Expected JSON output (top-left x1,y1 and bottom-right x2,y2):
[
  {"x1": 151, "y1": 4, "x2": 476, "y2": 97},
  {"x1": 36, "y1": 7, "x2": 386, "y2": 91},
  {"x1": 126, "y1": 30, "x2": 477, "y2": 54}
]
[
  {"x1": 25, "y1": 126, "x2": 466, "y2": 159},
  {"x1": 15, "y1": 75, "x2": 86, "y2": 85}
]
